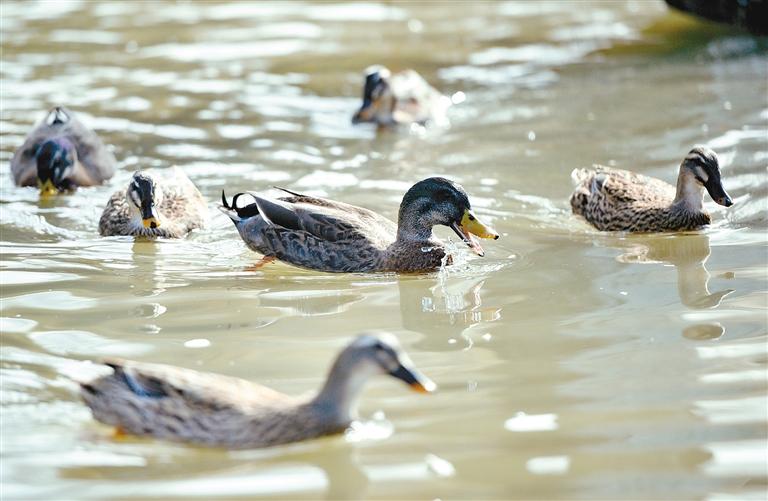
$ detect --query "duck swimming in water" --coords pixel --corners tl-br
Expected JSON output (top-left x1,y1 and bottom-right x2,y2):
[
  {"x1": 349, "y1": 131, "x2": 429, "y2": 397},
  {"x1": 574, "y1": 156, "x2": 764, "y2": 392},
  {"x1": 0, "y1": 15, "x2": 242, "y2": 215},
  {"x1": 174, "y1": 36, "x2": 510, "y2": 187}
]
[
  {"x1": 80, "y1": 333, "x2": 435, "y2": 449},
  {"x1": 351, "y1": 65, "x2": 449, "y2": 127},
  {"x1": 10, "y1": 106, "x2": 116, "y2": 196},
  {"x1": 570, "y1": 146, "x2": 733, "y2": 232},
  {"x1": 221, "y1": 177, "x2": 499, "y2": 273},
  {"x1": 99, "y1": 168, "x2": 208, "y2": 238}
]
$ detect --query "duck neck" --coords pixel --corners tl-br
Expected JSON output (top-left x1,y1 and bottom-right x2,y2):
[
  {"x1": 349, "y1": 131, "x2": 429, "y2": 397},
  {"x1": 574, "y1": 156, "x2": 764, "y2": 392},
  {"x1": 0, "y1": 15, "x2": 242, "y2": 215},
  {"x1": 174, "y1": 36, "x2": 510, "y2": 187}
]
[
  {"x1": 672, "y1": 168, "x2": 704, "y2": 213},
  {"x1": 396, "y1": 203, "x2": 435, "y2": 243},
  {"x1": 311, "y1": 357, "x2": 375, "y2": 428}
]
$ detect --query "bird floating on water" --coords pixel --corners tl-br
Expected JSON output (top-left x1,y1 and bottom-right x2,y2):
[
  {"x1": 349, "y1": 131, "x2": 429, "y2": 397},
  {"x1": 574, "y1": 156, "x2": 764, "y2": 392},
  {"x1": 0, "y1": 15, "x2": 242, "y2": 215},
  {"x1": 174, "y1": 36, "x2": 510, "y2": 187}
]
[
  {"x1": 570, "y1": 146, "x2": 733, "y2": 232},
  {"x1": 352, "y1": 65, "x2": 449, "y2": 127},
  {"x1": 80, "y1": 333, "x2": 435, "y2": 449},
  {"x1": 99, "y1": 167, "x2": 208, "y2": 238},
  {"x1": 220, "y1": 177, "x2": 499, "y2": 273},
  {"x1": 11, "y1": 106, "x2": 116, "y2": 197}
]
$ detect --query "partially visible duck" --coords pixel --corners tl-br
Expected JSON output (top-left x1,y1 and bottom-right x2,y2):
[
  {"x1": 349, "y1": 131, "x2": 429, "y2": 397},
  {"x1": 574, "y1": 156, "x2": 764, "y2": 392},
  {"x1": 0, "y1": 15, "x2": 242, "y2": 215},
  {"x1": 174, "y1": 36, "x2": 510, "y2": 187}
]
[
  {"x1": 570, "y1": 146, "x2": 733, "y2": 232},
  {"x1": 80, "y1": 333, "x2": 435, "y2": 449},
  {"x1": 10, "y1": 106, "x2": 116, "y2": 196},
  {"x1": 99, "y1": 167, "x2": 208, "y2": 238},
  {"x1": 351, "y1": 65, "x2": 449, "y2": 127},
  {"x1": 220, "y1": 177, "x2": 499, "y2": 273}
]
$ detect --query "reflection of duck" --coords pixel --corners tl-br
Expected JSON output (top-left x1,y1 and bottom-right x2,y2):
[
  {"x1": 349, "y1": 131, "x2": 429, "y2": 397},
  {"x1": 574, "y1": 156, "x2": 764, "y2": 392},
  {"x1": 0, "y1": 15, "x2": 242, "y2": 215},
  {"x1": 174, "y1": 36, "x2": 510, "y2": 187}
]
[
  {"x1": 80, "y1": 333, "x2": 434, "y2": 449},
  {"x1": 617, "y1": 233, "x2": 733, "y2": 308},
  {"x1": 571, "y1": 146, "x2": 733, "y2": 232},
  {"x1": 351, "y1": 66, "x2": 448, "y2": 127},
  {"x1": 99, "y1": 168, "x2": 208, "y2": 238},
  {"x1": 399, "y1": 276, "x2": 501, "y2": 339},
  {"x1": 221, "y1": 177, "x2": 499, "y2": 273},
  {"x1": 11, "y1": 106, "x2": 116, "y2": 196}
]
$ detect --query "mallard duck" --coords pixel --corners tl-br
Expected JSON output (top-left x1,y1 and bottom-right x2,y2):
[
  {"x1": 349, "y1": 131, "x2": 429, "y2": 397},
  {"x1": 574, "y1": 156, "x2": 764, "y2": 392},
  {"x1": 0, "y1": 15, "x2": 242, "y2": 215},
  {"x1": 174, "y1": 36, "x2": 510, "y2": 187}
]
[
  {"x1": 10, "y1": 106, "x2": 116, "y2": 196},
  {"x1": 220, "y1": 177, "x2": 499, "y2": 273},
  {"x1": 80, "y1": 333, "x2": 435, "y2": 449},
  {"x1": 351, "y1": 65, "x2": 449, "y2": 126},
  {"x1": 570, "y1": 146, "x2": 733, "y2": 232},
  {"x1": 99, "y1": 167, "x2": 208, "y2": 238}
]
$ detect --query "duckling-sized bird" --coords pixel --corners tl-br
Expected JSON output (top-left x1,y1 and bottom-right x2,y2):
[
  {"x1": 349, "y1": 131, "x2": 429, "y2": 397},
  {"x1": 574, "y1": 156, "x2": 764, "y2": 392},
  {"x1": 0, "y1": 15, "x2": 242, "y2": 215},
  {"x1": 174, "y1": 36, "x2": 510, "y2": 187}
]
[
  {"x1": 220, "y1": 177, "x2": 499, "y2": 273},
  {"x1": 351, "y1": 65, "x2": 449, "y2": 127},
  {"x1": 80, "y1": 333, "x2": 435, "y2": 449},
  {"x1": 10, "y1": 106, "x2": 116, "y2": 196},
  {"x1": 570, "y1": 146, "x2": 733, "y2": 232},
  {"x1": 99, "y1": 167, "x2": 208, "y2": 238}
]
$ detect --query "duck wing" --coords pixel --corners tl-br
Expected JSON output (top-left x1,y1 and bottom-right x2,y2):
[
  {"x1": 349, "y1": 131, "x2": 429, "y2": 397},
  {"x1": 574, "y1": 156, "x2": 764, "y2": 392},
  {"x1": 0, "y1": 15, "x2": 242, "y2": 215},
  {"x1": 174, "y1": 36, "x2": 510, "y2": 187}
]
[
  {"x1": 84, "y1": 358, "x2": 293, "y2": 412},
  {"x1": 588, "y1": 166, "x2": 675, "y2": 205}
]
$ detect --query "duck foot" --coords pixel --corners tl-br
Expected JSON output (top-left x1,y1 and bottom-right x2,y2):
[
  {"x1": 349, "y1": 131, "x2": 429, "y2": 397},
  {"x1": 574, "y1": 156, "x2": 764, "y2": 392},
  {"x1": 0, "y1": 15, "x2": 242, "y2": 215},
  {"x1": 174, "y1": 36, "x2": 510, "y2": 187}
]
[
  {"x1": 112, "y1": 426, "x2": 129, "y2": 439},
  {"x1": 245, "y1": 256, "x2": 276, "y2": 272}
]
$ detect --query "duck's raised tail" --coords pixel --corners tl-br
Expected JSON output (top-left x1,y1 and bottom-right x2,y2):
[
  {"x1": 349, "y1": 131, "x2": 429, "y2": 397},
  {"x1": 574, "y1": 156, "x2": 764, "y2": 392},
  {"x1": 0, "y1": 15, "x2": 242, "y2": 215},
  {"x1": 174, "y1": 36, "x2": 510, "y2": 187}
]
[{"x1": 219, "y1": 191, "x2": 260, "y2": 222}]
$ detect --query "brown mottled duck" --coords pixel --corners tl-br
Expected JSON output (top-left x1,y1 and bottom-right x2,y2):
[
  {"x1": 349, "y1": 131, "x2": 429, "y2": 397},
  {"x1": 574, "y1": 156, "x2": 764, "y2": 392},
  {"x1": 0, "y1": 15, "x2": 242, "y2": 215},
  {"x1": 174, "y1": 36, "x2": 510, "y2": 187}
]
[
  {"x1": 99, "y1": 168, "x2": 208, "y2": 238},
  {"x1": 570, "y1": 146, "x2": 733, "y2": 232},
  {"x1": 351, "y1": 65, "x2": 449, "y2": 126},
  {"x1": 220, "y1": 177, "x2": 499, "y2": 273},
  {"x1": 10, "y1": 106, "x2": 116, "y2": 196},
  {"x1": 80, "y1": 333, "x2": 435, "y2": 449}
]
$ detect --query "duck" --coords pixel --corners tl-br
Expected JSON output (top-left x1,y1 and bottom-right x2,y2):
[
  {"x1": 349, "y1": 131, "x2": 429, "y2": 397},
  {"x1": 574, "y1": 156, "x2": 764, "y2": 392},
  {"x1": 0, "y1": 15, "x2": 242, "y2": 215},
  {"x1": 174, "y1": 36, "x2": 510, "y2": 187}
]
[
  {"x1": 351, "y1": 65, "x2": 449, "y2": 127},
  {"x1": 10, "y1": 106, "x2": 116, "y2": 196},
  {"x1": 220, "y1": 177, "x2": 499, "y2": 273},
  {"x1": 99, "y1": 167, "x2": 208, "y2": 238},
  {"x1": 80, "y1": 333, "x2": 435, "y2": 449},
  {"x1": 570, "y1": 146, "x2": 733, "y2": 232}
]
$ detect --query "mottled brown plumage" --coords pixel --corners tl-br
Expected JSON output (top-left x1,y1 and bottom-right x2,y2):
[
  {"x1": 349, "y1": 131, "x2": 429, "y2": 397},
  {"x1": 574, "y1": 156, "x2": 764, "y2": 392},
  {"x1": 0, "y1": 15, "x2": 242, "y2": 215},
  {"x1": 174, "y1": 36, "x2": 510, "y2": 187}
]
[
  {"x1": 10, "y1": 106, "x2": 116, "y2": 193},
  {"x1": 80, "y1": 333, "x2": 435, "y2": 449},
  {"x1": 99, "y1": 167, "x2": 208, "y2": 238},
  {"x1": 220, "y1": 177, "x2": 499, "y2": 273},
  {"x1": 570, "y1": 146, "x2": 733, "y2": 232},
  {"x1": 351, "y1": 66, "x2": 449, "y2": 126}
]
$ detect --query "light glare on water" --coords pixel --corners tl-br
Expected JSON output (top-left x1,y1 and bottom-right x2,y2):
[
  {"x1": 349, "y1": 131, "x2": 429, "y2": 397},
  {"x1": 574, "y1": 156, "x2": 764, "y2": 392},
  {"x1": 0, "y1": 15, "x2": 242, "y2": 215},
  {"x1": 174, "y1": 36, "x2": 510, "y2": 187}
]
[{"x1": 1, "y1": 1, "x2": 767, "y2": 500}]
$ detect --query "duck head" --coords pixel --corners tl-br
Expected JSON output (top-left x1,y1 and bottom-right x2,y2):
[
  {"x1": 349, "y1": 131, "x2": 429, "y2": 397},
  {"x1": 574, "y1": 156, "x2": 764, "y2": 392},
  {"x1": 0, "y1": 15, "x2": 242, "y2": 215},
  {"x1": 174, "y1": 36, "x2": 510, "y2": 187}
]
[
  {"x1": 352, "y1": 65, "x2": 395, "y2": 125},
  {"x1": 126, "y1": 172, "x2": 163, "y2": 229},
  {"x1": 36, "y1": 137, "x2": 77, "y2": 197},
  {"x1": 313, "y1": 332, "x2": 435, "y2": 422},
  {"x1": 398, "y1": 177, "x2": 499, "y2": 256},
  {"x1": 681, "y1": 146, "x2": 733, "y2": 207}
]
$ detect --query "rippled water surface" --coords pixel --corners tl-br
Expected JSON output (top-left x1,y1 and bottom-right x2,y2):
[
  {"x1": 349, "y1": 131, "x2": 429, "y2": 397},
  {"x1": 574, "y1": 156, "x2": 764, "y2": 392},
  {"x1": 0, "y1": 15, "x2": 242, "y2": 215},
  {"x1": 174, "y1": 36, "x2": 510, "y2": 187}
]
[{"x1": 2, "y1": 1, "x2": 767, "y2": 499}]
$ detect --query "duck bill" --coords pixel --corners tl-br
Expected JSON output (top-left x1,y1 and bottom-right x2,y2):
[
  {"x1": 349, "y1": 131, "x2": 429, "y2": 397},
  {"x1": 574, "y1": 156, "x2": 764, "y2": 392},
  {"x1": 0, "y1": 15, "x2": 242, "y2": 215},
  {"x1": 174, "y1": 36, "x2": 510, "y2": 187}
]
[
  {"x1": 141, "y1": 207, "x2": 160, "y2": 229},
  {"x1": 389, "y1": 364, "x2": 436, "y2": 394},
  {"x1": 352, "y1": 100, "x2": 375, "y2": 124},
  {"x1": 450, "y1": 210, "x2": 499, "y2": 257},
  {"x1": 704, "y1": 177, "x2": 733, "y2": 207},
  {"x1": 37, "y1": 179, "x2": 58, "y2": 198}
]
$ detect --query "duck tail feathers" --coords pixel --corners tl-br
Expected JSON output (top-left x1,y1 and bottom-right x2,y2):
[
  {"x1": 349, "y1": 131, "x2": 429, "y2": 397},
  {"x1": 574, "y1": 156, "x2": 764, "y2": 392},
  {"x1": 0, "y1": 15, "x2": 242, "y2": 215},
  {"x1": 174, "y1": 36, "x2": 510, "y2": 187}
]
[{"x1": 219, "y1": 191, "x2": 260, "y2": 222}]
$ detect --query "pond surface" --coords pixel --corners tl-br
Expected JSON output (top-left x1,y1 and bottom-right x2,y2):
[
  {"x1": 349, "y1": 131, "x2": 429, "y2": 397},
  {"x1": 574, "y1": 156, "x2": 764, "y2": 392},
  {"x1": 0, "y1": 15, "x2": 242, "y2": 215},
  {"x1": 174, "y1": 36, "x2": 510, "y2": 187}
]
[{"x1": 1, "y1": 1, "x2": 767, "y2": 499}]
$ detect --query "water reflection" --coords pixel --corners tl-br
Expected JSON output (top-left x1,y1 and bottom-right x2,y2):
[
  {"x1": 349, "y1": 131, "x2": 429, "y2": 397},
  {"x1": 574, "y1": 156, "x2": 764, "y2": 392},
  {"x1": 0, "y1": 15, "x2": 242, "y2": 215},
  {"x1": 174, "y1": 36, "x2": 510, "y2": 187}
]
[
  {"x1": 398, "y1": 275, "x2": 501, "y2": 343},
  {"x1": 616, "y1": 233, "x2": 734, "y2": 309}
]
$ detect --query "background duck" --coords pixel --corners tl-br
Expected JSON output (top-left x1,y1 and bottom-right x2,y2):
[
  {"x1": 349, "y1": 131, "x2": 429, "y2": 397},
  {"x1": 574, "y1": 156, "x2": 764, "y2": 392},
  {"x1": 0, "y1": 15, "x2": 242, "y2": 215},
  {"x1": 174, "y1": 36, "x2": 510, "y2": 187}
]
[
  {"x1": 10, "y1": 106, "x2": 116, "y2": 196},
  {"x1": 570, "y1": 146, "x2": 733, "y2": 232},
  {"x1": 99, "y1": 167, "x2": 208, "y2": 238},
  {"x1": 351, "y1": 65, "x2": 449, "y2": 127},
  {"x1": 80, "y1": 333, "x2": 435, "y2": 449},
  {"x1": 220, "y1": 177, "x2": 499, "y2": 273}
]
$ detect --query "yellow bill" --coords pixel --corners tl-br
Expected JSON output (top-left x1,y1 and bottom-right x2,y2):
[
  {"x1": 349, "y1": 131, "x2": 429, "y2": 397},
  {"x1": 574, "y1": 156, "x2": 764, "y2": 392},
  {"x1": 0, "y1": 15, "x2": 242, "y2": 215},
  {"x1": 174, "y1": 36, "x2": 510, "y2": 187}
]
[
  {"x1": 451, "y1": 209, "x2": 499, "y2": 256},
  {"x1": 38, "y1": 179, "x2": 58, "y2": 198},
  {"x1": 142, "y1": 217, "x2": 160, "y2": 229}
]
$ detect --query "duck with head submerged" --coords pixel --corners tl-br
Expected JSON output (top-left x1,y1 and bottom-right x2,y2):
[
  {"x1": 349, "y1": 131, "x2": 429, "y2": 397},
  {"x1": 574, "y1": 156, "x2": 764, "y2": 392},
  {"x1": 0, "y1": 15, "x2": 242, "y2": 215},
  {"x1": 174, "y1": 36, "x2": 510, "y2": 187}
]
[
  {"x1": 99, "y1": 168, "x2": 208, "y2": 238},
  {"x1": 220, "y1": 177, "x2": 499, "y2": 273},
  {"x1": 351, "y1": 65, "x2": 449, "y2": 127},
  {"x1": 570, "y1": 146, "x2": 733, "y2": 232},
  {"x1": 10, "y1": 106, "x2": 116, "y2": 197},
  {"x1": 80, "y1": 332, "x2": 435, "y2": 449}
]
